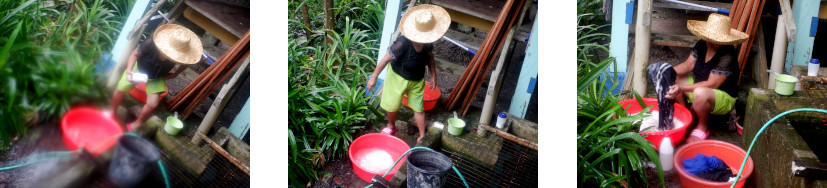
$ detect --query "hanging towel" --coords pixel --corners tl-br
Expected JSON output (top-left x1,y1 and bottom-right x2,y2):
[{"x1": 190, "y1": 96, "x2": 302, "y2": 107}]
[
  {"x1": 647, "y1": 62, "x2": 676, "y2": 130},
  {"x1": 682, "y1": 153, "x2": 736, "y2": 182}
]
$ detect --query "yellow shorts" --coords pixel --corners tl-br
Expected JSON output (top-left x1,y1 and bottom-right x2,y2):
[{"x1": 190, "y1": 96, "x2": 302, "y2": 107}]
[
  {"x1": 116, "y1": 62, "x2": 166, "y2": 94},
  {"x1": 380, "y1": 65, "x2": 425, "y2": 112}
]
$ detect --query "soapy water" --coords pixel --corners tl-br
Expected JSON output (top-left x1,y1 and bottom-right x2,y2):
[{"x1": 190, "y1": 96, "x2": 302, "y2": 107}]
[
  {"x1": 358, "y1": 149, "x2": 394, "y2": 174},
  {"x1": 639, "y1": 111, "x2": 685, "y2": 132}
]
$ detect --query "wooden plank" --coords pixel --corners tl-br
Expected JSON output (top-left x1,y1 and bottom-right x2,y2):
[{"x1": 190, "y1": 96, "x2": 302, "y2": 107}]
[
  {"x1": 653, "y1": 0, "x2": 732, "y2": 11},
  {"x1": 197, "y1": 132, "x2": 250, "y2": 175},
  {"x1": 780, "y1": 0, "x2": 797, "y2": 42},
  {"x1": 610, "y1": 0, "x2": 632, "y2": 73},
  {"x1": 444, "y1": 8, "x2": 494, "y2": 31},
  {"x1": 752, "y1": 24, "x2": 769, "y2": 89},
  {"x1": 443, "y1": 29, "x2": 483, "y2": 51},
  {"x1": 509, "y1": 18, "x2": 537, "y2": 119},
  {"x1": 650, "y1": 33, "x2": 700, "y2": 47},
  {"x1": 184, "y1": 7, "x2": 239, "y2": 45},
  {"x1": 431, "y1": 0, "x2": 504, "y2": 22},
  {"x1": 185, "y1": 0, "x2": 250, "y2": 38}
]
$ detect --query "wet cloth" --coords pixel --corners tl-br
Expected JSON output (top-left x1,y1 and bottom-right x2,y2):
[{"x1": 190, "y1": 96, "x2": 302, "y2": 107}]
[
  {"x1": 388, "y1": 36, "x2": 433, "y2": 81},
  {"x1": 647, "y1": 62, "x2": 676, "y2": 130},
  {"x1": 682, "y1": 154, "x2": 736, "y2": 182},
  {"x1": 381, "y1": 64, "x2": 425, "y2": 112},
  {"x1": 117, "y1": 62, "x2": 167, "y2": 94}
]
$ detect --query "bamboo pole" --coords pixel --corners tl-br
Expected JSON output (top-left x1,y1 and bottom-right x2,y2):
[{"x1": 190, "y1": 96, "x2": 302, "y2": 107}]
[
  {"x1": 479, "y1": 125, "x2": 537, "y2": 150},
  {"x1": 631, "y1": 0, "x2": 652, "y2": 97},
  {"x1": 478, "y1": 0, "x2": 532, "y2": 136},
  {"x1": 769, "y1": 14, "x2": 788, "y2": 89},
  {"x1": 446, "y1": 0, "x2": 516, "y2": 111},
  {"x1": 461, "y1": 0, "x2": 524, "y2": 116},
  {"x1": 197, "y1": 132, "x2": 250, "y2": 175},
  {"x1": 191, "y1": 57, "x2": 250, "y2": 144}
]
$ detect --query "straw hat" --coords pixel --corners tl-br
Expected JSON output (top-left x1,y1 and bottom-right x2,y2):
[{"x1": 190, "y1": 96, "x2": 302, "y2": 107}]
[
  {"x1": 399, "y1": 4, "x2": 451, "y2": 43},
  {"x1": 686, "y1": 14, "x2": 749, "y2": 45},
  {"x1": 153, "y1": 24, "x2": 203, "y2": 65}
]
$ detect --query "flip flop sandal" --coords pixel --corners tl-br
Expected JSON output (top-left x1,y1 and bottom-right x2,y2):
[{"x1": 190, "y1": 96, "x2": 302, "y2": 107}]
[
  {"x1": 690, "y1": 129, "x2": 710, "y2": 140},
  {"x1": 381, "y1": 126, "x2": 397, "y2": 135}
]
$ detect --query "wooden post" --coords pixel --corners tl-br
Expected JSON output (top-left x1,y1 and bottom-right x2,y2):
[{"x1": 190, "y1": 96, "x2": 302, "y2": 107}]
[
  {"x1": 478, "y1": 0, "x2": 532, "y2": 136},
  {"x1": 192, "y1": 58, "x2": 250, "y2": 145},
  {"x1": 632, "y1": 0, "x2": 652, "y2": 97},
  {"x1": 779, "y1": 0, "x2": 797, "y2": 42},
  {"x1": 127, "y1": 0, "x2": 167, "y2": 40},
  {"x1": 479, "y1": 125, "x2": 537, "y2": 150}
]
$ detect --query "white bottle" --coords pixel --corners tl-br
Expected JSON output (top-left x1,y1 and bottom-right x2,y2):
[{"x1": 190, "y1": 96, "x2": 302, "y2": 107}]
[
  {"x1": 808, "y1": 59, "x2": 821, "y2": 77},
  {"x1": 496, "y1": 112, "x2": 507, "y2": 129},
  {"x1": 659, "y1": 137, "x2": 674, "y2": 171}
]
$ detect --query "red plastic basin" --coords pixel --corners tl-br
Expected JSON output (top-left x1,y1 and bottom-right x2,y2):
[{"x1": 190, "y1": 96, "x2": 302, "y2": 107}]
[
  {"x1": 674, "y1": 140, "x2": 753, "y2": 188},
  {"x1": 62, "y1": 107, "x2": 124, "y2": 156},
  {"x1": 129, "y1": 83, "x2": 168, "y2": 104},
  {"x1": 618, "y1": 98, "x2": 693, "y2": 150},
  {"x1": 402, "y1": 81, "x2": 440, "y2": 111},
  {"x1": 349, "y1": 133, "x2": 411, "y2": 182}
]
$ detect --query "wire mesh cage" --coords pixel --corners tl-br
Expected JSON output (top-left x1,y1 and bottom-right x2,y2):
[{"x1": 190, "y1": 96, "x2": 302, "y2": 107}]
[
  {"x1": 440, "y1": 138, "x2": 538, "y2": 187},
  {"x1": 85, "y1": 138, "x2": 250, "y2": 188}
]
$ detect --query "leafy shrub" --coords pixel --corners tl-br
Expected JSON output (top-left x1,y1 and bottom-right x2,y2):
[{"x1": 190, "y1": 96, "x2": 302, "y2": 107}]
[{"x1": 0, "y1": 0, "x2": 122, "y2": 149}]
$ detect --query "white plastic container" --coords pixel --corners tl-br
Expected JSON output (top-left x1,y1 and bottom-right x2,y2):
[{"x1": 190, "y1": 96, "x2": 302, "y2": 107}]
[
  {"x1": 496, "y1": 112, "x2": 507, "y2": 129},
  {"x1": 659, "y1": 137, "x2": 674, "y2": 171},
  {"x1": 131, "y1": 73, "x2": 148, "y2": 83},
  {"x1": 808, "y1": 59, "x2": 821, "y2": 77}
]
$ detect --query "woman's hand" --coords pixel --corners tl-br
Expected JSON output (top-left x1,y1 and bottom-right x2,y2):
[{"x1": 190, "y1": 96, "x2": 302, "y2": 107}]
[
  {"x1": 367, "y1": 76, "x2": 377, "y2": 93},
  {"x1": 429, "y1": 76, "x2": 437, "y2": 90},
  {"x1": 126, "y1": 70, "x2": 135, "y2": 84},
  {"x1": 665, "y1": 85, "x2": 681, "y2": 99}
]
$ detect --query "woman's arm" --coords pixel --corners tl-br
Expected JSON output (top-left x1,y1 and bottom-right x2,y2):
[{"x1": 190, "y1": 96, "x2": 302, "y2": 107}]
[
  {"x1": 124, "y1": 48, "x2": 140, "y2": 82},
  {"x1": 367, "y1": 52, "x2": 393, "y2": 92}
]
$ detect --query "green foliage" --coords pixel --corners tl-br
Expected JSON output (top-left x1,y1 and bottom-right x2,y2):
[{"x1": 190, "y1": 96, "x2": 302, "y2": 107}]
[
  {"x1": 0, "y1": 0, "x2": 123, "y2": 150},
  {"x1": 288, "y1": 1, "x2": 385, "y2": 186},
  {"x1": 576, "y1": 10, "x2": 666, "y2": 187}
]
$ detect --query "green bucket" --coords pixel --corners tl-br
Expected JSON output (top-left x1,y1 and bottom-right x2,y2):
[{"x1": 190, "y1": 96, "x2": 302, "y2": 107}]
[
  {"x1": 447, "y1": 119, "x2": 465, "y2": 136},
  {"x1": 774, "y1": 74, "x2": 797, "y2": 96},
  {"x1": 164, "y1": 116, "x2": 183, "y2": 135}
]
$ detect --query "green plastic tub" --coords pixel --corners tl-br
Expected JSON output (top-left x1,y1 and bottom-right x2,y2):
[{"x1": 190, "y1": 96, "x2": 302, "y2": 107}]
[{"x1": 774, "y1": 74, "x2": 797, "y2": 96}]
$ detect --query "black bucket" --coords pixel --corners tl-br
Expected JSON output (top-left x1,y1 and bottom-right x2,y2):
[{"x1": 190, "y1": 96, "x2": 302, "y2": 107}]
[
  {"x1": 108, "y1": 135, "x2": 161, "y2": 187},
  {"x1": 406, "y1": 149, "x2": 453, "y2": 188}
]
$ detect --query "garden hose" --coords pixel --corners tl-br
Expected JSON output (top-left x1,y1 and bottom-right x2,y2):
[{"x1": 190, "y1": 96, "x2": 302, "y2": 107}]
[
  {"x1": 730, "y1": 108, "x2": 827, "y2": 188},
  {"x1": 0, "y1": 132, "x2": 171, "y2": 188},
  {"x1": 365, "y1": 146, "x2": 469, "y2": 188}
]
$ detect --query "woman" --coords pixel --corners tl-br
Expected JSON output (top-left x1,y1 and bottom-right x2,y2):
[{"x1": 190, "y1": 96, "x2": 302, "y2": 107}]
[
  {"x1": 366, "y1": 4, "x2": 449, "y2": 142},
  {"x1": 110, "y1": 24, "x2": 204, "y2": 131},
  {"x1": 665, "y1": 13, "x2": 748, "y2": 143}
]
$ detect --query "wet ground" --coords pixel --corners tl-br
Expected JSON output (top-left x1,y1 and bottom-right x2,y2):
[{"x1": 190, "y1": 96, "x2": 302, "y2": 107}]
[{"x1": 0, "y1": 124, "x2": 78, "y2": 188}]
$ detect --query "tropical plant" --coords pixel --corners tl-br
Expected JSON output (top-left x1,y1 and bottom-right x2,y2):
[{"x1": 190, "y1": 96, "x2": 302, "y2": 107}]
[
  {"x1": 577, "y1": 13, "x2": 611, "y2": 78},
  {"x1": 0, "y1": 0, "x2": 119, "y2": 150},
  {"x1": 577, "y1": 57, "x2": 665, "y2": 187}
]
